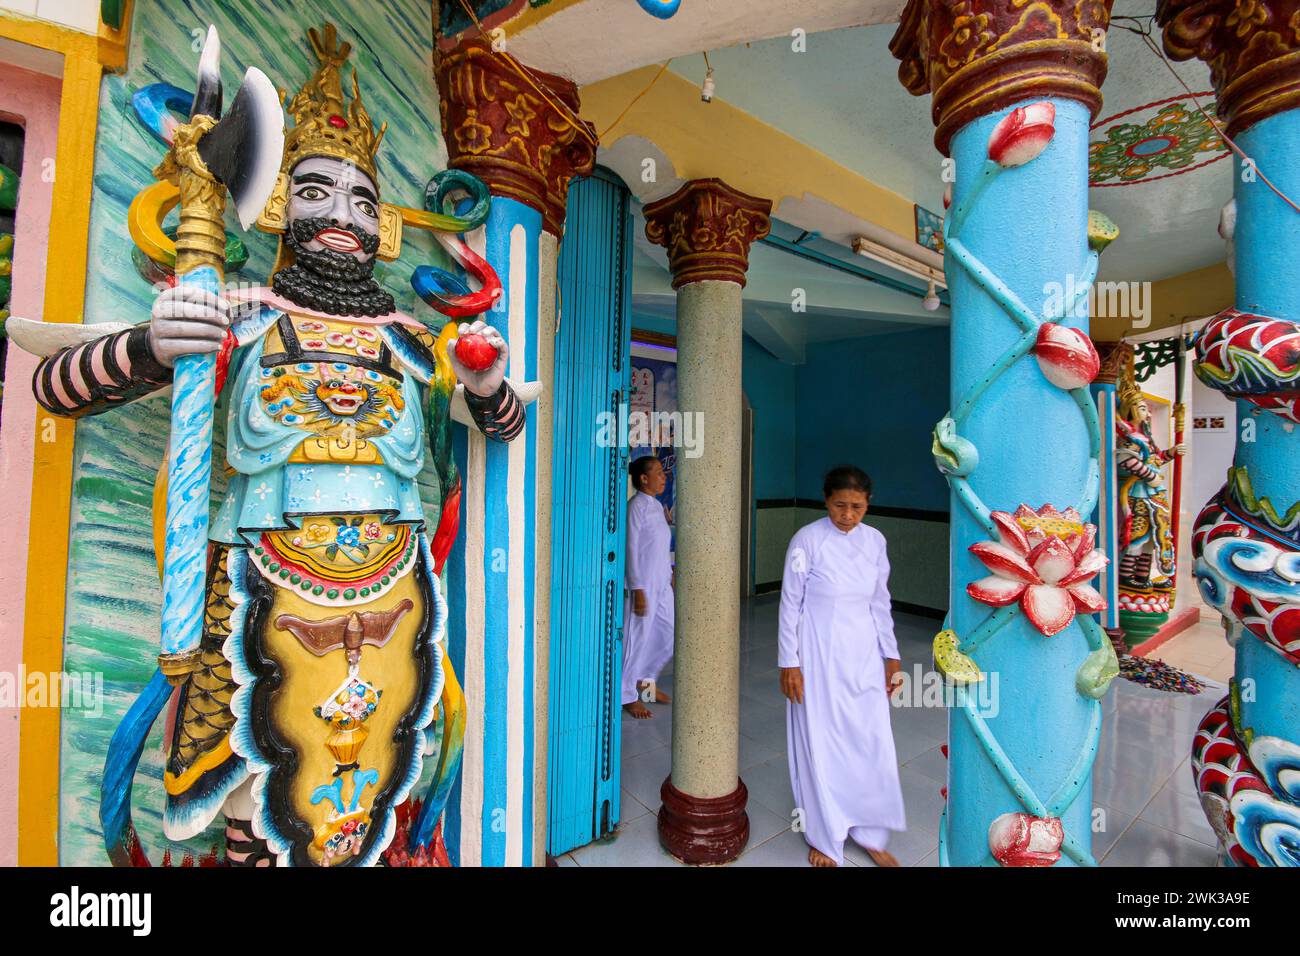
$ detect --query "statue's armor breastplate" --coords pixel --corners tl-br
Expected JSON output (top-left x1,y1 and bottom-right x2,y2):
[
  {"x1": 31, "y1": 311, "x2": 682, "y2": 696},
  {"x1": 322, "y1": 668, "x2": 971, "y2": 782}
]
[
  {"x1": 210, "y1": 307, "x2": 429, "y2": 548},
  {"x1": 260, "y1": 314, "x2": 407, "y2": 464}
]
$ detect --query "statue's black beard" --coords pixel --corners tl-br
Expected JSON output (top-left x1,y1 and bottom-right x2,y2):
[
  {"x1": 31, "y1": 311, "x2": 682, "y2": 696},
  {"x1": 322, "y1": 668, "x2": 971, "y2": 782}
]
[{"x1": 272, "y1": 216, "x2": 395, "y2": 317}]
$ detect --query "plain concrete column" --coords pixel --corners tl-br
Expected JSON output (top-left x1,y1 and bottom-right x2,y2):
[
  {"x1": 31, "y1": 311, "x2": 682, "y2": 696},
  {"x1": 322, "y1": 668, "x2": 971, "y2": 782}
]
[{"x1": 643, "y1": 179, "x2": 771, "y2": 864}]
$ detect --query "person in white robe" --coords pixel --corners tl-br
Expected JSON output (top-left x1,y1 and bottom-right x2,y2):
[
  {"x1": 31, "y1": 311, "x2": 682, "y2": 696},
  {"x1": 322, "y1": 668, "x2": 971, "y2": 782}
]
[
  {"x1": 622, "y1": 455, "x2": 674, "y2": 719},
  {"x1": 779, "y1": 465, "x2": 906, "y2": 867}
]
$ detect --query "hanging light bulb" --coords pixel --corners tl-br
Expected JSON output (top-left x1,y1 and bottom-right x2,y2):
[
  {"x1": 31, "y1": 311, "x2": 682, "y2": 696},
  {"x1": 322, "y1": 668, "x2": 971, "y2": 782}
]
[
  {"x1": 701, "y1": 51, "x2": 715, "y2": 103},
  {"x1": 923, "y1": 278, "x2": 941, "y2": 311}
]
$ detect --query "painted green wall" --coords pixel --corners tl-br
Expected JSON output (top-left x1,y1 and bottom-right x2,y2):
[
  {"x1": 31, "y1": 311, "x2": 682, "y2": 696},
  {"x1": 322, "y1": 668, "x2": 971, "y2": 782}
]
[{"x1": 59, "y1": 0, "x2": 452, "y2": 866}]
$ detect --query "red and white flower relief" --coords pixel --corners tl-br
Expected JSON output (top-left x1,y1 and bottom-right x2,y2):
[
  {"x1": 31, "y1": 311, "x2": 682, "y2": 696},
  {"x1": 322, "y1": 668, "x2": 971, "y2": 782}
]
[
  {"x1": 987, "y1": 101, "x2": 1055, "y2": 168},
  {"x1": 967, "y1": 504, "x2": 1108, "y2": 636},
  {"x1": 1034, "y1": 323, "x2": 1100, "y2": 390},
  {"x1": 988, "y1": 811, "x2": 1064, "y2": 867}
]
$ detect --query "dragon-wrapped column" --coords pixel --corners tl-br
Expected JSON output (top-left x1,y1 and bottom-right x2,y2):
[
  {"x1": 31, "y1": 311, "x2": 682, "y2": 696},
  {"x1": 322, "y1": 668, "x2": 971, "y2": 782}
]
[{"x1": 1159, "y1": 0, "x2": 1300, "y2": 867}]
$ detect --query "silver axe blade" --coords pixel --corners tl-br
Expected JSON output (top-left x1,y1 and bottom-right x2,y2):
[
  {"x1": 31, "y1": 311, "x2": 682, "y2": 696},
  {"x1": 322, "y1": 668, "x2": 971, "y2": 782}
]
[{"x1": 197, "y1": 66, "x2": 285, "y2": 230}]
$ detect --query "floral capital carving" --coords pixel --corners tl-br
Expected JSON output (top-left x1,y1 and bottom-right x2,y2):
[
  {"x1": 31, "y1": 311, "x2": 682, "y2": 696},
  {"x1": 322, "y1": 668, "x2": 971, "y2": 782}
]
[
  {"x1": 890, "y1": 0, "x2": 1115, "y2": 155},
  {"x1": 435, "y1": 38, "x2": 597, "y2": 235},
  {"x1": 1092, "y1": 339, "x2": 1134, "y2": 386},
  {"x1": 642, "y1": 179, "x2": 773, "y2": 289},
  {"x1": 1157, "y1": 0, "x2": 1300, "y2": 136}
]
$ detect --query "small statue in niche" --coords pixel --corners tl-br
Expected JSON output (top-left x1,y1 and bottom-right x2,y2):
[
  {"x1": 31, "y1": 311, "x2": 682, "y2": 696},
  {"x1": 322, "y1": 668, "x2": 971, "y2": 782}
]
[{"x1": 1116, "y1": 354, "x2": 1184, "y2": 629}]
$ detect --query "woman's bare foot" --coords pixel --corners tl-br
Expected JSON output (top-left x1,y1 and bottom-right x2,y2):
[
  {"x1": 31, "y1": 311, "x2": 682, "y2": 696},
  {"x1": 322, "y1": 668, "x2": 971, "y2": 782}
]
[
  {"x1": 808, "y1": 847, "x2": 837, "y2": 867},
  {"x1": 623, "y1": 701, "x2": 653, "y2": 719},
  {"x1": 866, "y1": 848, "x2": 900, "y2": 867},
  {"x1": 654, "y1": 689, "x2": 672, "y2": 704}
]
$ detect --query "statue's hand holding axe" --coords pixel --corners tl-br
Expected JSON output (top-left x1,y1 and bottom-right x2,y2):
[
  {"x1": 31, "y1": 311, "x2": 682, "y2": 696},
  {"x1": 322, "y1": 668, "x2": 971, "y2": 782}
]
[{"x1": 154, "y1": 25, "x2": 283, "y2": 682}]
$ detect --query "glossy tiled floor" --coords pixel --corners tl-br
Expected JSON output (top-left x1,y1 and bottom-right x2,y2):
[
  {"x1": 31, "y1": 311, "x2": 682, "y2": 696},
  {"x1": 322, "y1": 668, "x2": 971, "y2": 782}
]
[
  {"x1": 558, "y1": 595, "x2": 1228, "y2": 867},
  {"x1": 1148, "y1": 613, "x2": 1235, "y2": 685}
]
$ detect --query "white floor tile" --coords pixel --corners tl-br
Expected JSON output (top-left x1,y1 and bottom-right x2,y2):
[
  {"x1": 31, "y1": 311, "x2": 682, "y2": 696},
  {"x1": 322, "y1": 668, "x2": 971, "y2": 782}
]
[
  {"x1": 571, "y1": 604, "x2": 1214, "y2": 867},
  {"x1": 619, "y1": 744, "x2": 671, "y2": 813},
  {"x1": 1101, "y1": 819, "x2": 1220, "y2": 867},
  {"x1": 1139, "y1": 780, "x2": 1219, "y2": 847},
  {"x1": 844, "y1": 824, "x2": 939, "y2": 868},
  {"x1": 569, "y1": 813, "x2": 682, "y2": 868}
]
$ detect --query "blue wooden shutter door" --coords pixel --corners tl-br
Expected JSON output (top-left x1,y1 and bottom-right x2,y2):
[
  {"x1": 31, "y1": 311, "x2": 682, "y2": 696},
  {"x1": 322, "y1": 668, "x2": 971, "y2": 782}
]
[{"x1": 547, "y1": 168, "x2": 633, "y2": 856}]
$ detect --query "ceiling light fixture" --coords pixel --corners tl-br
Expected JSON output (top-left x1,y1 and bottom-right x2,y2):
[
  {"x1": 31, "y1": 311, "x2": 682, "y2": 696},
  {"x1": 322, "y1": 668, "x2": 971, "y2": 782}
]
[
  {"x1": 701, "y1": 50, "x2": 715, "y2": 103},
  {"x1": 923, "y1": 279, "x2": 941, "y2": 311},
  {"x1": 851, "y1": 235, "x2": 947, "y2": 301}
]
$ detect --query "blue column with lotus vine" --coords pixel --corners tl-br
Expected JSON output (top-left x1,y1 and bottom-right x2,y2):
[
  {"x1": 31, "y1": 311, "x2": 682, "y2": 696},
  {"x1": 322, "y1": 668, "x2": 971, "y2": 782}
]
[{"x1": 934, "y1": 97, "x2": 1120, "y2": 867}]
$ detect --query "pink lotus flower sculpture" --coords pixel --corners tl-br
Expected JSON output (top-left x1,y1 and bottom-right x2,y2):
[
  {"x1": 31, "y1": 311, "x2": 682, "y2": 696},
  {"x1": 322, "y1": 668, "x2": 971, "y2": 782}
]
[
  {"x1": 987, "y1": 102, "x2": 1055, "y2": 167},
  {"x1": 967, "y1": 504, "x2": 1107, "y2": 637},
  {"x1": 1034, "y1": 323, "x2": 1100, "y2": 390}
]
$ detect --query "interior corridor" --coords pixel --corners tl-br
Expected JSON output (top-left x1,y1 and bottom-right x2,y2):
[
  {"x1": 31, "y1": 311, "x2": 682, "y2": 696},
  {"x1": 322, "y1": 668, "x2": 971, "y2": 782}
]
[{"x1": 559, "y1": 596, "x2": 1225, "y2": 867}]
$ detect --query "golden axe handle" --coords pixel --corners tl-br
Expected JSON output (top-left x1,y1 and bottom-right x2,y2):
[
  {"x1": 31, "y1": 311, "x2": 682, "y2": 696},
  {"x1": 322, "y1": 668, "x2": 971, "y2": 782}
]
[{"x1": 158, "y1": 113, "x2": 228, "y2": 282}]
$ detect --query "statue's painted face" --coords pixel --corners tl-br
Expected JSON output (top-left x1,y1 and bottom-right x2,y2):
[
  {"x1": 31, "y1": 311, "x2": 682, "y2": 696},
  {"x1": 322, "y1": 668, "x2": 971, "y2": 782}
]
[
  {"x1": 286, "y1": 156, "x2": 381, "y2": 265},
  {"x1": 1136, "y1": 400, "x2": 1150, "y2": 424}
]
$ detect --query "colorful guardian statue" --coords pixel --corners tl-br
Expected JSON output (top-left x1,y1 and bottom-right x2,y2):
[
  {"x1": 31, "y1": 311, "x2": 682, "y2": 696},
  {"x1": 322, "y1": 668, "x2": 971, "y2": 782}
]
[
  {"x1": 1115, "y1": 353, "x2": 1183, "y2": 641},
  {"x1": 13, "y1": 25, "x2": 518, "y2": 866}
]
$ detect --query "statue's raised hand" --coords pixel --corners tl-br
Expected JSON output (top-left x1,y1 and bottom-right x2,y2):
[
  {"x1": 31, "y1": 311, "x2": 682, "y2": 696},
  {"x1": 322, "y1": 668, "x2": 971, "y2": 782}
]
[
  {"x1": 148, "y1": 284, "x2": 230, "y2": 368},
  {"x1": 447, "y1": 319, "x2": 509, "y2": 397}
]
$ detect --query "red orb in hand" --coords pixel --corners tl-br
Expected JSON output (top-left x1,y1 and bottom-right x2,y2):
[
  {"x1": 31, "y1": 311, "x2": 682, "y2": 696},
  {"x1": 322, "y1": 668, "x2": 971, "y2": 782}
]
[{"x1": 455, "y1": 333, "x2": 498, "y2": 372}]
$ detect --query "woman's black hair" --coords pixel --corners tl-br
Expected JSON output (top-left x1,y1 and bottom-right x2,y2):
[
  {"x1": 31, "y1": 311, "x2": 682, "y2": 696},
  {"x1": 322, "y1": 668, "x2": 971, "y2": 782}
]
[
  {"x1": 630, "y1": 454, "x2": 660, "y2": 488},
  {"x1": 823, "y1": 464, "x2": 872, "y2": 499}
]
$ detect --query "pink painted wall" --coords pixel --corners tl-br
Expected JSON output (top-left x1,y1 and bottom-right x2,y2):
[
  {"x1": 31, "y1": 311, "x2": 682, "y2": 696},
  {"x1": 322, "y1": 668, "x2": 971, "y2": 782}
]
[{"x1": 0, "y1": 62, "x2": 61, "y2": 868}]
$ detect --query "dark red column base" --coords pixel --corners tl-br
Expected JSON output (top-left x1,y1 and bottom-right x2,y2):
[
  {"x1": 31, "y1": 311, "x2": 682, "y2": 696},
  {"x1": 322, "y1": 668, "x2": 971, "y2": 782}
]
[
  {"x1": 657, "y1": 775, "x2": 750, "y2": 865},
  {"x1": 1105, "y1": 626, "x2": 1129, "y2": 658}
]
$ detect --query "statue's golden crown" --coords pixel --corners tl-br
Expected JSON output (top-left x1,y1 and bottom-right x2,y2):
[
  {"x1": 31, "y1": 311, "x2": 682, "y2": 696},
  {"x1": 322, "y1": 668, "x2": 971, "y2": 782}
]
[
  {"x1": 282, "y1": 24, "x2": 386, "y2": 181},
  {"x1": 1117, "y1": 349, "x2": 1144, "y2": 422}
]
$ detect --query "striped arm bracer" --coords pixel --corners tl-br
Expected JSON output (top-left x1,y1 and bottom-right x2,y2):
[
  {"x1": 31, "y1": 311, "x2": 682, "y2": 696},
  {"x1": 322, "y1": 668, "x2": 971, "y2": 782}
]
[
  {"x1": 33, "y1": 324, "x2": 172, "y2": 418},
  {"x1": 463, "y1": 381, "x2": 526, "y2": 443}
]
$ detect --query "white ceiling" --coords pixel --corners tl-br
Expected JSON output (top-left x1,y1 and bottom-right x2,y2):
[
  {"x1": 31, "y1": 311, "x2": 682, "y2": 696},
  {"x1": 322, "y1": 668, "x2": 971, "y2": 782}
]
[
  {"x1": 630, "y1": 204, "x2": 945, "y2": 361},
  {"x1": 612, "y1": 1, "x2": 1235, "y2": 353},
  {"x1": 661, "y1": 0, "x2": 1231, "y2": 283}
]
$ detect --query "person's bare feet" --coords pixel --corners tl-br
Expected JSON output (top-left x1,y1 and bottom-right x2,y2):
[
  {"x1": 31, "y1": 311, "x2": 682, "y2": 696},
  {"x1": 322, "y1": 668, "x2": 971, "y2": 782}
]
[
  {"x1": 623, "y1": 701, "x2": 653, "y2": 719},
  {"x1": 654, "y1": 689, "x2": 671, "y2": 704},
  {"x1": 808, "y1": 847, "x2": 837, "y2": 867},
  {"x1": 866, "y1": 848, "x2": 900, "y2": 867}
]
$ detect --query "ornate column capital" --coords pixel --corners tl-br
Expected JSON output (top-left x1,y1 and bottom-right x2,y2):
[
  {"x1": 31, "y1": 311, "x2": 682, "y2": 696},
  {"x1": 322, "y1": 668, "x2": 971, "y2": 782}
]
[
  {"x1": 1092, "y1": 339, "x2": 1134, "y2": 385},
  {"x1": 890, "y1": 0, "x2": 1115, "y2": 155},
  {"x1": 642, "y1": 179, "x2": 772, "y2": 289},
  {"x1": 434, "y1": 38, "x2": 597, "y2": 235},
  {"x1": 1157, "y1": 0, "x2": 1300, "y2": 137}
]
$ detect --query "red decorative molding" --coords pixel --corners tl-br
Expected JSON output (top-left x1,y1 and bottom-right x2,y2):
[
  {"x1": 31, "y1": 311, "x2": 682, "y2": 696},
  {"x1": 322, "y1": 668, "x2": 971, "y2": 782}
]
[
  {"x1": 1093, "y1": 339, "x2": 1134, "y2": 386},
  {"x1": 1157, "y1": 0, "x2": 1300, "y2": 137},
  {"x1": 657, "y1": 775, "x2": 750, "y2": 865},
  {"x1": 434, "y1": 38, "x2": 597, "y2": 235},
  {"x1": 642, "y1": 179, "x2": 772, "y2": 289},
  {"x1": 890, "y1": 0, "x2": 1115, "y2": 155}
]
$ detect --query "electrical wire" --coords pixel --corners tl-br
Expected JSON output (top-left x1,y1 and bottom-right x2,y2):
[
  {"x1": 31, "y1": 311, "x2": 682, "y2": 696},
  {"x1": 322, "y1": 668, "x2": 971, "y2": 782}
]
[
  {"x1": 1111, "y1": 14, "x2": 1300, "y2": 215},
  {"x1": 598, "y1": 60, "x2": 673, "y2": 140},
  {"x1": 455, "y1": 0, "x2": 600, "y2": 148}
]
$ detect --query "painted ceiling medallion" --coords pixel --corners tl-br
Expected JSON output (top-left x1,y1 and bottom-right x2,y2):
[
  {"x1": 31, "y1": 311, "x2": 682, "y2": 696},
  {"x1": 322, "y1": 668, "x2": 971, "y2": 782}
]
[{"x1": 1089, "y1": 95, "x2": 1228, "y2": 186}]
